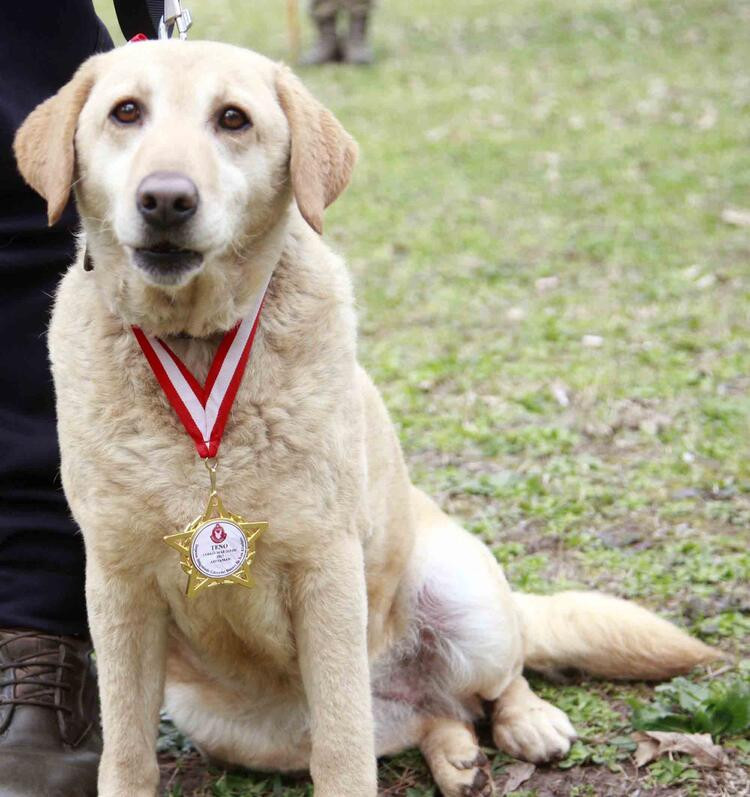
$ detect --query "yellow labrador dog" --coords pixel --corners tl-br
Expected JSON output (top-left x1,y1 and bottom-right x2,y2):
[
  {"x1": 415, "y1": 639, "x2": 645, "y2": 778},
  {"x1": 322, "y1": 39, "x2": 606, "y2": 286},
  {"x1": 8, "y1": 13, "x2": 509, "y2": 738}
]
[{"x1": 15, "y1": 41, "x2": 717, "y2": 797}]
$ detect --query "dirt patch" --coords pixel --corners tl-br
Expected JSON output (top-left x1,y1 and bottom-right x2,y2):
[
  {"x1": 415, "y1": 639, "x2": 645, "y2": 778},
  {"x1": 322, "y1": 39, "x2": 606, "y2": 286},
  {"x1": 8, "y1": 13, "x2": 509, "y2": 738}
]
[
  {"x1": 499, "y1": 761, "x2": 750, "y2": 797},
  {"x1": 159, "y1": 752, "x2": 214, "y2": 796},
  {"x1": 159, "y1": 744, "x2": 749, "y2": 796}
]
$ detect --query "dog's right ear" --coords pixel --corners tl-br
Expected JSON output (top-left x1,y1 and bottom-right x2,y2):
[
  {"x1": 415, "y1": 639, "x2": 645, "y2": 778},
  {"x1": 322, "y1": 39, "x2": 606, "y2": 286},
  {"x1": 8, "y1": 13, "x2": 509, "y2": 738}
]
[{"x1": 14, "y1": 60, "x2": 97, "y2": 226}]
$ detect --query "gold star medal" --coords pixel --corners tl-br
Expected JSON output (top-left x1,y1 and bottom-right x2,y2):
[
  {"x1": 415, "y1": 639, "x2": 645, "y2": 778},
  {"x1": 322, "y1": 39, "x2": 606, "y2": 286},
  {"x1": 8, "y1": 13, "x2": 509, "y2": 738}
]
[
  {"x1": 164, "y1": 459, "x2": 267, "y2": 597},
  {"x1": 131, "y1": 278, "x2": 271, "y2": 598}
]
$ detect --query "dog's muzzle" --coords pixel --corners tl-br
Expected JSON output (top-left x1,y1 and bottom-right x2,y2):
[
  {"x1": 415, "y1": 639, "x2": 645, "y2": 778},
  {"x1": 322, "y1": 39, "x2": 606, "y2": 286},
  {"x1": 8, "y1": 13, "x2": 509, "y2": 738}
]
[{"x1": 131, "y1": 170, "x2": 204, "y2": 285}]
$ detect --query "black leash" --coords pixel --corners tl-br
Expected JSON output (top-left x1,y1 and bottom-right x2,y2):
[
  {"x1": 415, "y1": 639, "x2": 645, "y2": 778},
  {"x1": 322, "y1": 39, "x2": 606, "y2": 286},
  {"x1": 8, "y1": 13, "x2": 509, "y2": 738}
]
[{"x1": 113, "y1": 0, "x2": 163, "y2": 39}]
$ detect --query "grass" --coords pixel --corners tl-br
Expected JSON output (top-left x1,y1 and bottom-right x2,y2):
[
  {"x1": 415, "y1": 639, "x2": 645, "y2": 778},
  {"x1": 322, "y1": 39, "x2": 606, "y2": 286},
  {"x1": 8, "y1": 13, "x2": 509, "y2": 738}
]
[{"x1": 95, "y1": 0, "x2": 750, "y2": 794}]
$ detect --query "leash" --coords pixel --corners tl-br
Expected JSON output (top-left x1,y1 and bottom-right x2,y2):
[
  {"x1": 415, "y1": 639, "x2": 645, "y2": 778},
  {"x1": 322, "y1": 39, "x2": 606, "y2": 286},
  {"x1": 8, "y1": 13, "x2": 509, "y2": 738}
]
[{"x1": 114, "y1": 0, "x2": 192, "y2": 41}]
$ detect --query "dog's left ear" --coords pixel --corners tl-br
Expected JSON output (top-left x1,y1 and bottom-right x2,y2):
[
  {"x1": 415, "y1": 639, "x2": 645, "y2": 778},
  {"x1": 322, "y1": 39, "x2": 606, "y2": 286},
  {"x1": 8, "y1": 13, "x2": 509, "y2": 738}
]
[
  {"x1": 275, "y1": 65, "x2": 358, "y2": 235},
  {"x1": 14, "y1": 60, "x2": 97, "y2": 226}
]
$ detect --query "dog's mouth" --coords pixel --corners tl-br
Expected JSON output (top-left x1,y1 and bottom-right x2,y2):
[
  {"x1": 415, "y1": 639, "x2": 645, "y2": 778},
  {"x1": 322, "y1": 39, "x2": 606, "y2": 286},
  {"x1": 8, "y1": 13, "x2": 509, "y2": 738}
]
[{"x1": 131, "y1": 242, "x2": 204, "y2": 286}]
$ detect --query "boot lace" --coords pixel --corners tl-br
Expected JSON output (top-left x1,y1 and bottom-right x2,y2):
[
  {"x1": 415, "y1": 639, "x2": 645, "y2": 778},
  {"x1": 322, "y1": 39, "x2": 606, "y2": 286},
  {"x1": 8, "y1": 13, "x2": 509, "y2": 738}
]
[{"x1": 0, "y1": 632, "x2": 74, "y2": 713}]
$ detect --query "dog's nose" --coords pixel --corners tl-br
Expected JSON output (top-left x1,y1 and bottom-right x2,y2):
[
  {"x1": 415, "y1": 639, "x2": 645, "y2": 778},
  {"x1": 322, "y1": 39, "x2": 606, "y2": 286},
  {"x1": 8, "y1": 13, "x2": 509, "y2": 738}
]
[{"x1": 136, "y1": 171, "x2": 199, "y2": 229}]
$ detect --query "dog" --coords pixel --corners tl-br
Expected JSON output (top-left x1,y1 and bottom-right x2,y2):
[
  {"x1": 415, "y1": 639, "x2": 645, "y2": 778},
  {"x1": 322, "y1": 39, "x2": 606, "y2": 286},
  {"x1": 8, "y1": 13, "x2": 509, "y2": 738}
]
[{"x1": 15, "y1": 41, "x2": 718, "y2": 797}]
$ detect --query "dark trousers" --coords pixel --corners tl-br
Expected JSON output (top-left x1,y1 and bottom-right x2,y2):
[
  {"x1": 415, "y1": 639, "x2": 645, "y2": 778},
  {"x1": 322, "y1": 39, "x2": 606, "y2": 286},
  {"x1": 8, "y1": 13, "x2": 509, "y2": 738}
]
[{"x1": 0, "y1": 2, "x2": 112, "y2": 636}]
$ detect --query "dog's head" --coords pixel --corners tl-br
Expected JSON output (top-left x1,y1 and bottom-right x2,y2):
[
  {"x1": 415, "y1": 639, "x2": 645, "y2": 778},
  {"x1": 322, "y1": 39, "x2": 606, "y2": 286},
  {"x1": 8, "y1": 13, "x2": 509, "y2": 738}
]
[{"x1": 14, "y1": 41, "x2": 357, "y2": 335}]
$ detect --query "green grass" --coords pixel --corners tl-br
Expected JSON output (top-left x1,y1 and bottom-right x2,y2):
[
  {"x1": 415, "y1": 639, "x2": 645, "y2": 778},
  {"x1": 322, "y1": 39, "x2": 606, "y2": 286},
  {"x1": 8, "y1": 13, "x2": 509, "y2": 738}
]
[{"x1": 95, "y1": 0, "x2": 750, "y2": 794}]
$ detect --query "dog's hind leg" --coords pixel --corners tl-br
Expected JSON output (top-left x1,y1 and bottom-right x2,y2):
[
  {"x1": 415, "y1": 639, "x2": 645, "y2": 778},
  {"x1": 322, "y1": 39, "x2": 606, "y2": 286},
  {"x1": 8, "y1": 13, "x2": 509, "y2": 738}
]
[
  {"x1": 406, "y1": 487, "x2": 523, "y2": 704},
  {"x1": 491, "y1": 675, "x2": 576, "y2": 763},
  {"x1": 406, "y1": 488, "x2": 577, "y2": 766},
  {"x1": 419, "y1": 718, "x2": 494, "y2": 797}
]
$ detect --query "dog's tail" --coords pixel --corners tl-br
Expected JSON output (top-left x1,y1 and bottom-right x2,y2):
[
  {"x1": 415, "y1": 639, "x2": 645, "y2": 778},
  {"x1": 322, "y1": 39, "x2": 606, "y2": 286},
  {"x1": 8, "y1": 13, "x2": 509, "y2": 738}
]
[{"x1": 512, "y1": 591, "x2": 720, "y2": 681}]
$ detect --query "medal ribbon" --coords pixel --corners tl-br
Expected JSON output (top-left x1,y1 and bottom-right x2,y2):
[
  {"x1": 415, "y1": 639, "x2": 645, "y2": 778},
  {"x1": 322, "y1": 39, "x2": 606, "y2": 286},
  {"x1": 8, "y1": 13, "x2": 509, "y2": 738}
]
[{"x1": 132, "y1": 283, "x2": 268, "y2": 459}]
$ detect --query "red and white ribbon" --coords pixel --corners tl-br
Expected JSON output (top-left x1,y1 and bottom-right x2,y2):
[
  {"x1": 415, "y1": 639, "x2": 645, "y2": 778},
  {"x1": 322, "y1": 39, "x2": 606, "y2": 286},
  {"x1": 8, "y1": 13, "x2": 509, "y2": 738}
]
[{"x1": 132, "y1": 283, "x2": 268, "y2": 458}]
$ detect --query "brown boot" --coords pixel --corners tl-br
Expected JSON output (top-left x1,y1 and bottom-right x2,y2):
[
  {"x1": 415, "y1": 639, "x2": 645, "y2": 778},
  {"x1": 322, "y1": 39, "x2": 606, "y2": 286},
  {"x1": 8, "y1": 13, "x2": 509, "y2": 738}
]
[
  {"x1": 300, "y1": 15, "x2": 341, "y2": 66},
  {"x1": 0, "y1": 629, "x2": 101, "y2": 797},
  {"x1": 343, "y1": 11, "x2": 374, "y2": 65}
]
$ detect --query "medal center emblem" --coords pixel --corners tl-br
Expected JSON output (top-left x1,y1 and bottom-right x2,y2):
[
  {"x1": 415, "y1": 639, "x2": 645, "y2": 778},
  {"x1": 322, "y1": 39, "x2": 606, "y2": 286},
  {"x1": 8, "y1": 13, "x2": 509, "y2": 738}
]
[
  {"x1": 210, "y1": 523, "x2": 227, "y2": 544},
  {"x1": 190, "y1": 520, "x2": 248, "y2": 579}
]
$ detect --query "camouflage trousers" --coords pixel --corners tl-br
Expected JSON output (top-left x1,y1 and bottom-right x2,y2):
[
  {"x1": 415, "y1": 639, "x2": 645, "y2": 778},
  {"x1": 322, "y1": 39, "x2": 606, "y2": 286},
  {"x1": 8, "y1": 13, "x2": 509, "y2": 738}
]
[{"x1": 310, "y1": 0, "x2": 373, "y2": 20}]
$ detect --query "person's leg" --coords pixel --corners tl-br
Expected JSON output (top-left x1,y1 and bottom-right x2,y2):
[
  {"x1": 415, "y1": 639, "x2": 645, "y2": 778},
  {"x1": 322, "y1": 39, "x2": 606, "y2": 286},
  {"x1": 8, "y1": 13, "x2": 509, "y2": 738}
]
[
  {"x1": 0, "y1": 5, "x2": 112, "y2": 796},
  {"x1": 342, "y1": 0, "x2": 374, "y2": 65},
  {"x1": 0, "y1": 254, "x2": 88, "y2": 637},
  {"x1": 300, "y1": 0, "x2": 341, "y2": 65}
]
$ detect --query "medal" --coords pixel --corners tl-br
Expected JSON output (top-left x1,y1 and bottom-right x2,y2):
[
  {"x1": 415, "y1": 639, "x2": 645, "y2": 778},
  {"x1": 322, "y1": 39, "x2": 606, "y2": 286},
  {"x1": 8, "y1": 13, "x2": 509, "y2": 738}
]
[
  {"x1": 132, "y1": 280, "x2": 270, "y2": 597},
  {"x1": 163, "y1": 459, "x2": 266, "y2": 597}
]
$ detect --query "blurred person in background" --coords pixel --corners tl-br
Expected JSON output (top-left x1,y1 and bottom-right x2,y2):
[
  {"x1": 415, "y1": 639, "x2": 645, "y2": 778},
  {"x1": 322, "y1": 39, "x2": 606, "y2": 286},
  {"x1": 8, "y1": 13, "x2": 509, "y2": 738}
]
[{"x1": 301, "y1": 0, "x2": 375, "y2": 65}]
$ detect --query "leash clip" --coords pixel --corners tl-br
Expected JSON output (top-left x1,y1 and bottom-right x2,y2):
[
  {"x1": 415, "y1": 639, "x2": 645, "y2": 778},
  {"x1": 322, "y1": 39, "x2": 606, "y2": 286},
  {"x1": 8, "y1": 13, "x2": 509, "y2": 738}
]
[{"x1": 158, "y1": 0, "x2": 193, "y2": 40}]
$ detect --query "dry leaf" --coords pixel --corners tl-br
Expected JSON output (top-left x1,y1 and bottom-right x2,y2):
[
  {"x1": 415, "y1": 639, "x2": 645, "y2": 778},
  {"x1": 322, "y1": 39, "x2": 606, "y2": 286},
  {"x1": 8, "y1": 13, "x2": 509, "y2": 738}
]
[
  {"x1": 721, "y1": 207, "x2": 750, "y2": 227},
  {"x1": 696, "y1": 273, "x2": 716, "y2": 289},
  {"x1": 501, "y1": 761, "x2": 535, "y2": 795},
  {"x1": 550, "y1": 381, "x2": 570, "y2": 407},
  {"x1": 535, "y1": 276, "x2": 559, "y2": 292},
  {"x1": 634, "y1": 735, "x2": 660, "y2": 767},
  {"x1": 697, "y1": 105, "x2": 717, "y2": 130},
  {"x1": 632, "y1": 731, "x2": 729, "y2": 769}
]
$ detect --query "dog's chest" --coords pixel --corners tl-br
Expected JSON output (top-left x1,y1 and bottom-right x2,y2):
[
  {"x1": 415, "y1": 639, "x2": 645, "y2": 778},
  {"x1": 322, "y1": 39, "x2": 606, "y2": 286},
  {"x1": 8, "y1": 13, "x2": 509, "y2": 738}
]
[
  {"x1": 76, "y1": 342, "x2": 318, "y2": 669},
  {"x1": 127, "y1": 343, "x2": 335, "y2": 559},
  {"x1": 52, "y1": 267, "x2": 360, "y2": 672}
]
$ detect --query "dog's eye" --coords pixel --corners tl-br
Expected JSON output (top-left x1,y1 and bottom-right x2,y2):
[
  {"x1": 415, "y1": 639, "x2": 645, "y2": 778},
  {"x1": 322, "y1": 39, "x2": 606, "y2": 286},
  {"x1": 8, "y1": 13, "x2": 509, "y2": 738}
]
[
  {"x1": 110, "y1": 100, "x2": 141, "y2": 125},
  {"x1": 218, "y1": 107, "x2": 251, "y2": 131}
]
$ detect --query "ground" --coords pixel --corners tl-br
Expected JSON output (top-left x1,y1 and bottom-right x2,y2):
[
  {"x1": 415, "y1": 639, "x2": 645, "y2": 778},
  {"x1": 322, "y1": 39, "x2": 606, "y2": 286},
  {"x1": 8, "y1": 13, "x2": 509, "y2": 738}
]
[{"x1": 95, "y1": 0, "x2": 750, "y2": 794}]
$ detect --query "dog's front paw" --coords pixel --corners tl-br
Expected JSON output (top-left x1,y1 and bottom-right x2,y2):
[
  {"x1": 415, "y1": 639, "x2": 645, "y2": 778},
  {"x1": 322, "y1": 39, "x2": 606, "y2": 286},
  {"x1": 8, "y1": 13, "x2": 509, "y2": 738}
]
[
  {"x1": 493, "y1": 696, "x2": 577, "y2": 763},
  {"x1": 311, "y1": 765, "x2": 377, "y2": 797},
  {"x1": 313, "y1": 780, "x2": 377, "y2": 797},
  {"x1": 98, "y1": 763, "x2": 159, "y2": 797},
  {"x1": 98, "y1": 789, "x2": 157, "y2": 797}
]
